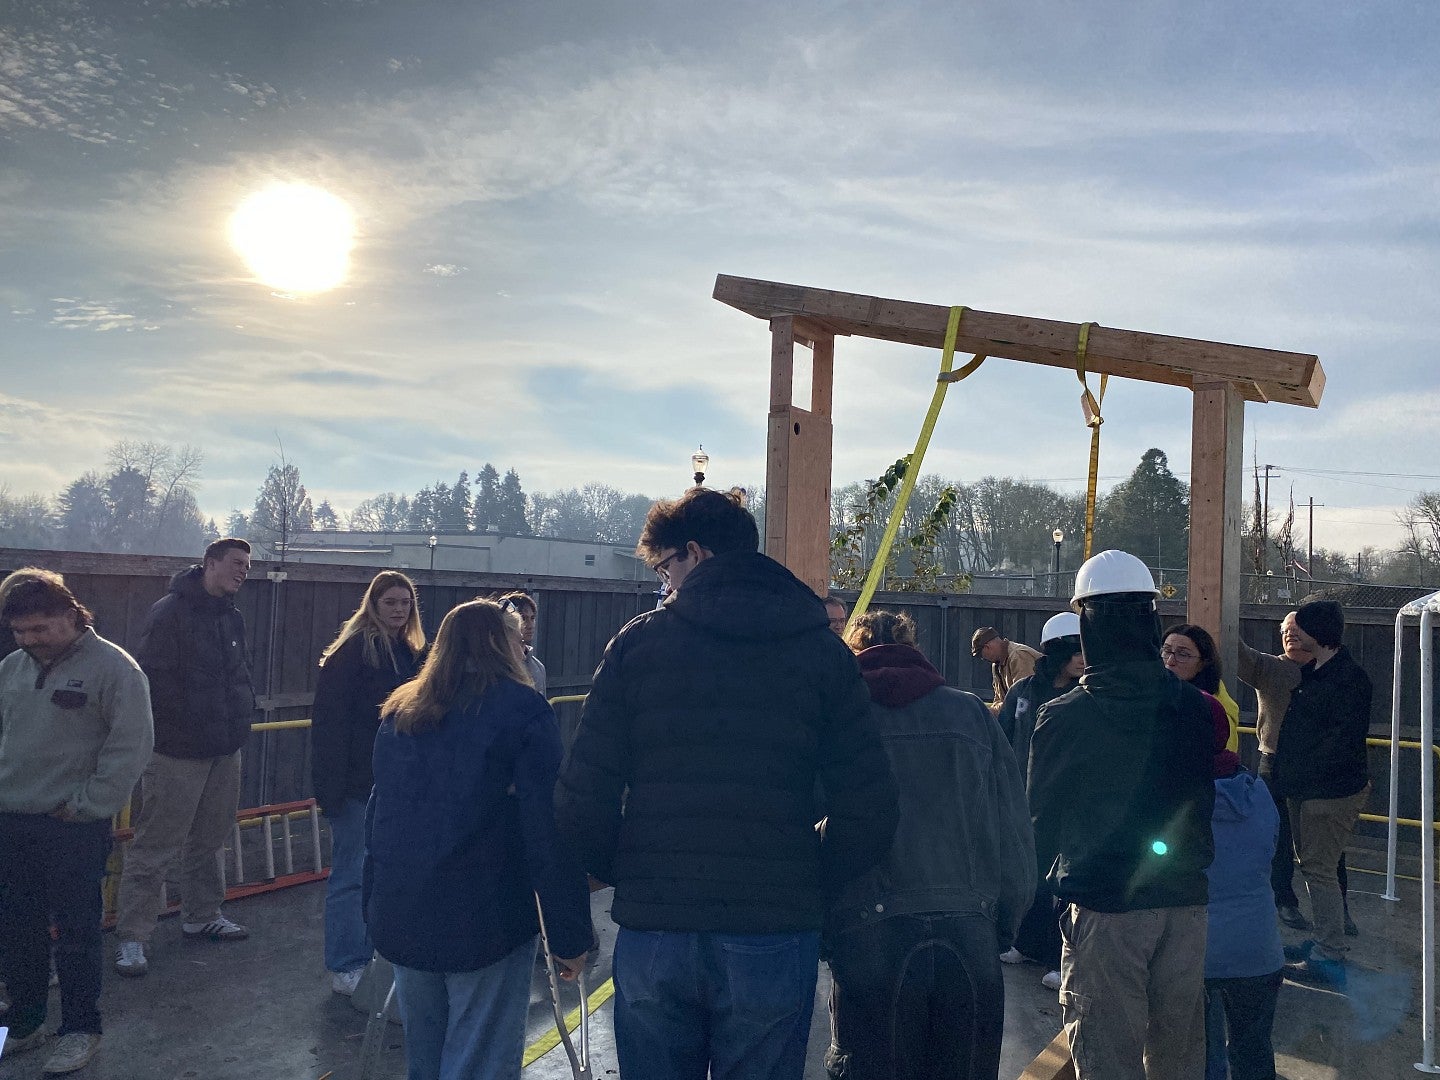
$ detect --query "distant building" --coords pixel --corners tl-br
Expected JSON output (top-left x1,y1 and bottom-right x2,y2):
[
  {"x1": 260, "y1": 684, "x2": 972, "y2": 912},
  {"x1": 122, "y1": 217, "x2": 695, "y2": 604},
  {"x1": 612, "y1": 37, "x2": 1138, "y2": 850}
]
[{"x1": 265, "y1": 528, "x2": 647, "y2": 580}]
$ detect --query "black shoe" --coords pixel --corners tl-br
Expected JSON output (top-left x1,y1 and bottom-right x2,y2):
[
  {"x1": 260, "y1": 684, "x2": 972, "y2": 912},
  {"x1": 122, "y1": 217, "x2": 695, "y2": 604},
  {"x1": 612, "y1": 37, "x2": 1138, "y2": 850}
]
[
  {"x1": 1277, "y1": 905, "x2": 1311, "y2": 930},
  {"x1": 1345, "y1": 912, "x2": 1359, "y2": 937},
  {"x1": 1283, "y1": 939, "x2": 1315, "y2": 963},
  {"x1": 1285, "y1": 957, "x2": 1347, "y2": 991}
]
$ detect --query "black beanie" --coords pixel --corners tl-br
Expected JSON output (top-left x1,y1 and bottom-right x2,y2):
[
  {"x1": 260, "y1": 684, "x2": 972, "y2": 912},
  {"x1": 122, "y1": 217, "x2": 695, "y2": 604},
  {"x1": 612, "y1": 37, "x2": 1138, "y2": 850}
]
[{"x1": 1295, "y1": 600, "x2": 1345, "y2": 649}]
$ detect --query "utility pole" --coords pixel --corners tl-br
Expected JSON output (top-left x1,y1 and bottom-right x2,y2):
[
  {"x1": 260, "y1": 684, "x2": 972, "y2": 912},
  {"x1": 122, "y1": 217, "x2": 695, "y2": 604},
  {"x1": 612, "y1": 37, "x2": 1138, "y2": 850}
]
[
  {"x1": 1306, "y1": 496, "x2": 1324, "y2": 576},
  {"x1": 1260, "y1": 464, "x2": 1280, "y2": 571}
]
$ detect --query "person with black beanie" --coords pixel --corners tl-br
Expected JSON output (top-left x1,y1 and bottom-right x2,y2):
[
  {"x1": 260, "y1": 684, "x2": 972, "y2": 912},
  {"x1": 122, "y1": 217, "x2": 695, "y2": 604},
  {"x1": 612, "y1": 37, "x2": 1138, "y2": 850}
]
[{"x1": 1273, "y1": 599, "x2": 1372, "y2": 991}]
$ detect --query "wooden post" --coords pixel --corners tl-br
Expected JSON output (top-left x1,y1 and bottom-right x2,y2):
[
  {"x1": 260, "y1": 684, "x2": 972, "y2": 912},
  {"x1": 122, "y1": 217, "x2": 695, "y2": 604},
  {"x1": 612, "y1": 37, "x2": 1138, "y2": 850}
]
[
  {"x1": 763, "y1": 316, "x2": 835, "y2": 595},
  {"x1": 1188, "y1": 380, "x2": 1244, "y2": 685}
]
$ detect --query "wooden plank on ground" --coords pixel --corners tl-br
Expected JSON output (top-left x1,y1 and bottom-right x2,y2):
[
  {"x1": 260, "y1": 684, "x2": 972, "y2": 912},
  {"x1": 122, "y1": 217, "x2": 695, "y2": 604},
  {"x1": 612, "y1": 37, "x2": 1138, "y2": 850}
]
[{"x1": 1018, "y1": 1031, "x2": 1076, "y2": 1080}]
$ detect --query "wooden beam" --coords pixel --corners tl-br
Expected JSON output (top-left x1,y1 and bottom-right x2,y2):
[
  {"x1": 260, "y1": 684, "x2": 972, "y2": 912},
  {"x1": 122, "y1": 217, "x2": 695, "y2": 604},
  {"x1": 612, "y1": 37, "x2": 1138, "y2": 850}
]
[
  {"x1": 1188, "y1": 381, "x2": 1245, "y2": 686},
  {"x1": 1018, "y1": 1032, "x2": 1076, "y2": 1080},
  {"x1": 716, "y1": 275, "x2": 1324, "y2": 408},
  {"x1": 770, "y1": 316, "x2": 796, "y2": 410},
  {"x1": 811, "y1": 332, "x2": 835, "y2": 418}
]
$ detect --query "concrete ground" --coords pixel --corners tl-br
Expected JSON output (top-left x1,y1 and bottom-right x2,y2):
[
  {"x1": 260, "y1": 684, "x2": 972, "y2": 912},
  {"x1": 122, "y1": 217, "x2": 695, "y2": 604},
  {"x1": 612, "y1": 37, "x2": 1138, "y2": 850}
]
[{"x1": 1, "y1": 843, "x2": 1436, "y2": 1079}]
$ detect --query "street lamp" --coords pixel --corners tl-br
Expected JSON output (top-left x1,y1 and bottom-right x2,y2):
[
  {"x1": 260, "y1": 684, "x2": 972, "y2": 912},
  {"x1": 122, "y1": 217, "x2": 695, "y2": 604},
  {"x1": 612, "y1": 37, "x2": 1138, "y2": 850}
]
[
  {"x1": 427, "y1": 533, "x2": 438, "y2": 573},
  {"x1": 1052, "y1": 528, "x2": 1064, "y2": 584},
  {"x1": 691, "y1": 445, "x2": 709, "y2": 487}
]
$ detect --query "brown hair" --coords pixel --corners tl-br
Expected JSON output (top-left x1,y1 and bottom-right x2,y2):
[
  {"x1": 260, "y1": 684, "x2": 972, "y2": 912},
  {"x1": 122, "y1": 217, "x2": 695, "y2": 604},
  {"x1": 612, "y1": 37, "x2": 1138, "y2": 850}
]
[
  {"x1": 0, "y1": 567, "x2": 94, "y2": 629},
  {"x1": 1162, "y1": 623, "x2": 1220, "y2": 694},
  {"x1": 204, "y1": 537, "x2": 251, "y2": 564},
  {"x1": 496, "y1": 590, "x2": 537, "y2": 617},
  {"x1": 843, "y1": 610, "x2": 917, "y2": 652},
  {"x1": 381, "y1": 599, "x2": 530, "y2": 735},
  {"x1": 637, "y1": 487, "x2": 758, "y2": 562},
  {"x1": 319, "y1": 571, "x2": 426, "y2": 671}
]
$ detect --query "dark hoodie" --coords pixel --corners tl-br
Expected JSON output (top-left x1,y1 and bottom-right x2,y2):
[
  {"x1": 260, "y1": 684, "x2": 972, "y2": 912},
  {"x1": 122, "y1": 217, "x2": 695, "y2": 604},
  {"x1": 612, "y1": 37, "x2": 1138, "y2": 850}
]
[
  {"x1": 135, "y1": 565, "x2": 256, "y2": 759},
  {"x1": 555, "y1": 551, "x2": 899, "y2": 933},
  {"x1": 1027, "y1": 596, "x2": 1215, "y2": 912},
  {"x1": 827, "y1": 645, "x2": 1035, "y2": 941}
]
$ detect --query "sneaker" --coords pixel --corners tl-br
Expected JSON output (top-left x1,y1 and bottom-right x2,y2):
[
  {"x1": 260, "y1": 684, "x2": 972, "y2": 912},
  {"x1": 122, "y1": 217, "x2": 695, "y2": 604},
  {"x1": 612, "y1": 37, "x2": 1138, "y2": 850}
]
[
  {"x1": 6, "y1": 1025, "x2": 49, "y2": 1055},
  {"x1": 1041, "y1": 970, "x2": 1062, "y2": 991},
  {"x1": 42, "y1": 1032, "x2": 101, "y2": 1075},
  {"x1": 1285, "y1": 957, "x2": 1347, "y2": 991},
  {"x1": 331, "y1": 969, "x2": 364, "y2": 997},
  {"x1": 1283, "y1": 939, "x2": 1315, "y2": 963},
  {"x1": 114, "y1": 941, "x2": 148, "y2": 977},
  {"x1": 1277, "y1": 905, "x2": 1311, "y2": 930},
  {"x1": 998, "y1": 947, "x2": 1028, "y2": 965},
  {"x1": 182, "y1": 916, "x2": 248, "y2": 941},
  {"x1": 1345, "y1": 912, "x2": 1359, "y2": 937}
]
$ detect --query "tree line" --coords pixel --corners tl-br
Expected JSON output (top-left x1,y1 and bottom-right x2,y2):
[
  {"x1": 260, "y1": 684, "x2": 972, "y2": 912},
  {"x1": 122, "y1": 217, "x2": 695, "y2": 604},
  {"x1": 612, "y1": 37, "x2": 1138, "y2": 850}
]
[{"x1": 1, "y1": 442, "x2": 1435, "y2": 589}]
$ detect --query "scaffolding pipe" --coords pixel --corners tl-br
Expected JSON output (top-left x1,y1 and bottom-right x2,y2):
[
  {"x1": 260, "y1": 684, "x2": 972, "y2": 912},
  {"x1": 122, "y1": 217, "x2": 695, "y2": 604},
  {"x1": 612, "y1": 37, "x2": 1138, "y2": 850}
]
[
  {"x1": 1419, "y1": 606, "x2": 1438, "y2": 1074},
  {"x1": 310, "y1": 804, "x2": 324, "y2": 873},
  {"x1": 1389, "y1": 608, "x2": 1407, "y2": 900},
  {"x1": 232, "y1": 823, "x2": 245, "y2": 883},
  {"x1": 263, "y1": 815, "x2": 276, "y2": 881},
  {"x1": 282, "y1": 812, "x2": 295, "y2": 875}
]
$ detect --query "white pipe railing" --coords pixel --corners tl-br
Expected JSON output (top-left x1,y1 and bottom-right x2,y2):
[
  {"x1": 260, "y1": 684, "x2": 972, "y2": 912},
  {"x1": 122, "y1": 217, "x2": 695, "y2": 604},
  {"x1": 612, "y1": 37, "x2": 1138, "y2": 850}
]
[
  {"x1": 1420, "y1": 605, "x2": 1438, "y2": 1074},
  {"x1": 1388, "y1": 609, "x2": 1407, "y2": 900}
]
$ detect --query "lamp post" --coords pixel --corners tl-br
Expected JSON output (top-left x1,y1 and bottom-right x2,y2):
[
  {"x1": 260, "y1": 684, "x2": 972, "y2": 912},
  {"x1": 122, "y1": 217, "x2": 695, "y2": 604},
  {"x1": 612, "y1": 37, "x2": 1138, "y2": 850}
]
[
  {"x1": 1052, "y1": 528, "x2": 1064, "y2": 592},
  {"x1": 428, "y1": 533, "x2": 438, "y2": 573},
  {"x1": 691, "y1": 445, "x2": 709, "y2": 487}
]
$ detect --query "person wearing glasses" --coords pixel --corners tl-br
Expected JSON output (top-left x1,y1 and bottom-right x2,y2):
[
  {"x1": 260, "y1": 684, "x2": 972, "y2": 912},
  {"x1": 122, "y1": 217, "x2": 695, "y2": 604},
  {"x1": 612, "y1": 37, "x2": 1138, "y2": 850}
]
[
  {"x1": 557, "y1": 487, "x2": 899, "y2": 1080},
  {"x1": 823, "y1": 596, "x2": 848, "y2": 636},
  {"x1": 1161, "y1": 624, "x2": 1240, "y2": 752}
]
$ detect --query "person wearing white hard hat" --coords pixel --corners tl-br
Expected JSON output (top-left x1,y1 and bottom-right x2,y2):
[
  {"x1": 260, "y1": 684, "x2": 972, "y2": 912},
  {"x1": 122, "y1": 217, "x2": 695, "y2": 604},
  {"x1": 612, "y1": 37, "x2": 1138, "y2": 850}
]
[
  {"x1": 1028, "y1": 550, "x2": 1215, "y2": 1080},
  {"x1": 996, "y1": 611, "x2": 1084, "y2": 990}
]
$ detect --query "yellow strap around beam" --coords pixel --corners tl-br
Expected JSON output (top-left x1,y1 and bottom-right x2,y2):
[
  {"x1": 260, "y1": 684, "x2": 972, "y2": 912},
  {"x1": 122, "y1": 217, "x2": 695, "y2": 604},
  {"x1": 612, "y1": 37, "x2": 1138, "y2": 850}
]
[
  {"x1": 850, "y1": 306, "x2": 985, "y2": 625},
  {"x1": 1074, "y1": 322, "x2": 1107, "y2": 561}
]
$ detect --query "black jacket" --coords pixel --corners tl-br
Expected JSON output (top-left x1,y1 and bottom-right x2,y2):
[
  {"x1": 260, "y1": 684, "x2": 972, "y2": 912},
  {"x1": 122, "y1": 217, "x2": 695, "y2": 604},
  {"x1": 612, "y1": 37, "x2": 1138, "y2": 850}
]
[
  {"x1": 1028, "y1": 600, "x2": 1214, "y2": 913},
  {"x1": 998, "y1": 666, "x2": 1078, "y2": 791},
  {"x1": 1272, "y1": 646, "x2": 1372, "y2": 801},
  {"x1": 310, "y1": 633, "x2": 419, "y2": 813},
  {"x1": 555, "y1": 551, "x2": 900, "y2": 933},
  {"x1": 828, "y1": 645, "x2": 1035, "y2": 942},
  {"x1": 136, "y1": 566, "x2": 255, "y2": 759}
]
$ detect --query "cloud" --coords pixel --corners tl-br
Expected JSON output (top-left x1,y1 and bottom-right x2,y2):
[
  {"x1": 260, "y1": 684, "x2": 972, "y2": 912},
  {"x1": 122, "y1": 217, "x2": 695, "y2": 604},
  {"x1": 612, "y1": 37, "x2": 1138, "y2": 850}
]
[{"x1": 422, "y1": 263, "x2": 466, "y2": 277}]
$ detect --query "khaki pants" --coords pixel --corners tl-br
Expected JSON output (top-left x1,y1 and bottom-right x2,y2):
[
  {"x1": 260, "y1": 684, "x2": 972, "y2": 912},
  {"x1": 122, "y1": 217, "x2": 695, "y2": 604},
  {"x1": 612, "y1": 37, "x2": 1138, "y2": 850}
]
[
  {"x1": 1289, "y1": 785, "x2": 1369, "y2": 962},
  {"x1": 115, "y1": 751, "x2": 242, "y2": 943},
  {"x1": 1059, "y1": 904, "x2": 1207, "y2": 1080}
]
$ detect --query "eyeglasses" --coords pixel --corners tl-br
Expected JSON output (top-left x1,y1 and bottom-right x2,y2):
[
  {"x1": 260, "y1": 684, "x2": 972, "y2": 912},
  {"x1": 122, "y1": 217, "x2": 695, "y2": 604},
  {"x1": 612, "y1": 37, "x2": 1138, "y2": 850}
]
[
  {"x1": 653, "y1": 550, "x2": 687, "y2": 582},
  {"x1": 1160, "y1": 646, "x2": 1200, "y2": 663}
]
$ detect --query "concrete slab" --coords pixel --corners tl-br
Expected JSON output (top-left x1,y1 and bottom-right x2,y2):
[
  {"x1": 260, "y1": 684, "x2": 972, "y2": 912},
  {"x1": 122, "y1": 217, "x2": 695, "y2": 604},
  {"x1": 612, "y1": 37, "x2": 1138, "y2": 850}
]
[{"x1": 1, "y1": 845, "x2": 1435, "y2": 1080}]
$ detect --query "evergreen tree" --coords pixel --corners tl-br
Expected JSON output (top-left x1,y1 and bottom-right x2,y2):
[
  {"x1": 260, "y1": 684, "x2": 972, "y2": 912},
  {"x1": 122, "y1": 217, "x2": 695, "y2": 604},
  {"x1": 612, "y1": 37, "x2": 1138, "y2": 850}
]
[
  {"x1": 473, "y1": 464, "x2": 501, "y2": 530},
  {"x1": 223, "y1": 510, "x2": 250, "y2": 539},
  {"x1": 314, "y1": 500, "x2": 341, "y2": 531},
  {"x1": 446, "y1": 471, "x2": 472, "y2": 529},
  {"x1": 250, "y1": 462, "x2": 315, "y2": 559},
  {"x1": 1095, "y1": 448, "x2": 1190, "y2": 570},
  {"x1": 497, "y1": 468, "x2": 530, "y2": 535}
]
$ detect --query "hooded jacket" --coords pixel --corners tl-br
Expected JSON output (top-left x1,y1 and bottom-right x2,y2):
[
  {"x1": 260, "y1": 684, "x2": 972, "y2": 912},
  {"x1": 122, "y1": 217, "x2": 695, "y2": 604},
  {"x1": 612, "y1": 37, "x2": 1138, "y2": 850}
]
[
  {"x1": 998, "y1": 643, "x2": 1081, "y2": 787},
  {"x1": 827, "y1": 644, "x2": 1035, "y2": 942},
  {"x1": 1028, "y1": 598, "x2": 1215, "y2": 913},
  {"x1": 1272, "y1": 645, "x2": 1372, "y2": 801},
  {"x1": 1205, "y1": 768, "x2": 1285, "y2": 979},
  {"x1": 555, "y1": 551, "x2": 900, "y2": 933},
  {"x1": 136, "y1": 566, "x2": 256, "y2": 759}
]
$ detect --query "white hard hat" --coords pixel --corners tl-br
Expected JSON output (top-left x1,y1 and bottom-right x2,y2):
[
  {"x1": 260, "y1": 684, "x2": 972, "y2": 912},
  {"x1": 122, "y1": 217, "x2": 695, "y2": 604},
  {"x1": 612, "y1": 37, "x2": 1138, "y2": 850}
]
[
  {"x1": 1040, "y1": 611, "x2": 1081, "y2": 643},
  {"x1": 1071, "y1": 549, "x2": 1160, "y2": 609}
]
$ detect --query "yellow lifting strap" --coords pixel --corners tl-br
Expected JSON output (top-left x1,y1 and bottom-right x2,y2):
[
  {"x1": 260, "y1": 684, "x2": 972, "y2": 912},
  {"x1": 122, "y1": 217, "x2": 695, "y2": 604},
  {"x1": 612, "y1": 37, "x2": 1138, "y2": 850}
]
[
  {"x1": 1075, "y1": 321, "x2": 1107, "y2": 561},
  {"x1": 850, "y1": 306, "x2": 986, "y2": 626}
]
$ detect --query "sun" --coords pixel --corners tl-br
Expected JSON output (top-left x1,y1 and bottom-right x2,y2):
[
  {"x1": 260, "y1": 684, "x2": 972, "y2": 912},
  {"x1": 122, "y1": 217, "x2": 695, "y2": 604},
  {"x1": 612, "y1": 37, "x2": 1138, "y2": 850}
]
[{"x1": 228, "y1": 183, "x2": 355, "y2": 294}]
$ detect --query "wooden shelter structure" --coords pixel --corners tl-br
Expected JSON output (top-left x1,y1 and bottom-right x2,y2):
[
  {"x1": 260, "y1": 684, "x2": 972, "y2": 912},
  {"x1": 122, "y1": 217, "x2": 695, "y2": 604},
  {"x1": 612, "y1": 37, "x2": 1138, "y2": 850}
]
[{"x1": 714, "y1": 274, "x2": 1326, "y2": 674}]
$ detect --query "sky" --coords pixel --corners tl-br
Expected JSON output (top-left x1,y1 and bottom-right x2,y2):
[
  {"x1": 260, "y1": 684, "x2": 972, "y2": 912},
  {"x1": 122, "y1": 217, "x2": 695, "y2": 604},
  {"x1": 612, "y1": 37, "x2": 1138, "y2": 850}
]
[{"x1": 2, "y1": 0, "x2": 1437, "y2": 559}]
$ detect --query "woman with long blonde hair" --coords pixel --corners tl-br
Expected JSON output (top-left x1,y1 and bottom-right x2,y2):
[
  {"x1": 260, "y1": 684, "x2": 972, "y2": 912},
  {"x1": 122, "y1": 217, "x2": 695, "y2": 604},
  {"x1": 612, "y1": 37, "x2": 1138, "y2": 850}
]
[
  {"x1": 310, "y1": 570, "x2": 425, "y2": 996},
  {"x1": 367, "y1": 600, "x2": 591, "y2": 1080}
]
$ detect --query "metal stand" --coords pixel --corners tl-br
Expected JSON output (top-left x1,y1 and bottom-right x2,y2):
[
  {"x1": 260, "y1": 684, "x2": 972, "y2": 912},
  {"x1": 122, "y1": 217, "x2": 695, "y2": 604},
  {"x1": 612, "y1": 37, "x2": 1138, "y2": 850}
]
[{"x1": 535, "y1": 894, "x2": 592, "y2": 1080}]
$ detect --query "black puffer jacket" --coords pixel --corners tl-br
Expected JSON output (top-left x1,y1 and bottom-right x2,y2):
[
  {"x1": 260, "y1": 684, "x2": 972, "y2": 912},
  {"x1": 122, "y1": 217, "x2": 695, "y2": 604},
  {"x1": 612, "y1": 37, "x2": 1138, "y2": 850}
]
[
  {"x1": 1272, "y1": 645, "x2": 1372, "y2": 801},
  {"x1": 555, "y1": 551, "x2": 899, "y2": 933},
  {"x1": 1028, "y1": 599, "x2": 1214, "y2": 913},
  {"x1": 310, "y1": 633, "x2": 419, "y2": 813},
  {"x1": 136, "y1": 566, "x2": 256, "y2": 759}
]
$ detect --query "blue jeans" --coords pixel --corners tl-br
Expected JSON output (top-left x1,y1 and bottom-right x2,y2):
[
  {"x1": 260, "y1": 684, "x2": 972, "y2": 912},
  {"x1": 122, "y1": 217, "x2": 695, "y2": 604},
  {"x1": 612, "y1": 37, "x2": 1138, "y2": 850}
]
[
  {"x1": 324, "y1": 798, "x2": 372, "y2": 973},
  {"x1": 392, "y1": 935, "x2": 538, "y2": 1080},
  {"x1": 613, "y1": 928, "x2": 820, "y2": 1080}
]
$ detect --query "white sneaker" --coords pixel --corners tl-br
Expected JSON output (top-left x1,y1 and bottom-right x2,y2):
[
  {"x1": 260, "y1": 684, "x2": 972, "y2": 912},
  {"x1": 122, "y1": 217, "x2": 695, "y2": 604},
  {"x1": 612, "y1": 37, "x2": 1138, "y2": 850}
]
[
  {"x1": 42, "y1": 1032, "x2": 102, "y2": 1075},
  {"x1": 114, "y1": 941, "x2": 148, "y2": 977},
  {"x1": 331, "y1": 969, "x2": 364, "y2": 997},
  {"x1": 998, "y1": 947, "x2": 1028, "y2": 965},
  {"x1": 1042, "y1": 970, "x2": 1062, "y2": 991},
  {"x1": 182, "y1": 915, "x2": 248, "y2": 941}
]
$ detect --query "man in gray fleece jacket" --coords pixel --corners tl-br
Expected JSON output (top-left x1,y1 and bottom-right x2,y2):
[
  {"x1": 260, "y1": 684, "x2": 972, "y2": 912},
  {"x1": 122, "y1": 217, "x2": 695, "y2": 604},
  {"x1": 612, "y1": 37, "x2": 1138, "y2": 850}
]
[{"x1": 0, "y1": 568, "x2": 153, "y2": 1074}]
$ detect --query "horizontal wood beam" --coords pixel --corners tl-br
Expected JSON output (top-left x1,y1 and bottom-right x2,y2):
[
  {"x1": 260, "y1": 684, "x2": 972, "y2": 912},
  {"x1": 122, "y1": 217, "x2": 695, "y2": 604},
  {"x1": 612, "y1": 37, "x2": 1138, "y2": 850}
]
[{"x1": 715, "y1": 274, "x2": 1323, "y2": 408}]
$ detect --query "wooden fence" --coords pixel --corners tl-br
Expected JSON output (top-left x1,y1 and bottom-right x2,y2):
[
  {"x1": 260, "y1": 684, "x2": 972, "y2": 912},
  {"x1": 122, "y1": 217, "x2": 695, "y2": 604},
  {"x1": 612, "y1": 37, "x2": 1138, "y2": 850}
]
[{"x1": 2, "y1": 549, "x2": 1436, "y2": 824}]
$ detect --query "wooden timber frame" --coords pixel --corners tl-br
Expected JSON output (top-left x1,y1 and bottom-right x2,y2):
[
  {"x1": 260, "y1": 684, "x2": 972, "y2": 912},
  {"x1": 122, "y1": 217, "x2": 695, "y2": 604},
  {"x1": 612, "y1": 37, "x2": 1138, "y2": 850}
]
[{"x1": 714, "y1": 274, "x2": 1325, "y2": 683}]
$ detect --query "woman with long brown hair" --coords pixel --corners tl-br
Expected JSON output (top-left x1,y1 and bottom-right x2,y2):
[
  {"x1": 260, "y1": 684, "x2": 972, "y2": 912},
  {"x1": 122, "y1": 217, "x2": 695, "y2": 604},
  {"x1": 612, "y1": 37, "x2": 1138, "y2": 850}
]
[
  {"x1": 367, "y1": 599, "x2": 591, "y2": 1080},
  {"x1": 311, "y1": 570, "x2": 426, "y2": 996}
]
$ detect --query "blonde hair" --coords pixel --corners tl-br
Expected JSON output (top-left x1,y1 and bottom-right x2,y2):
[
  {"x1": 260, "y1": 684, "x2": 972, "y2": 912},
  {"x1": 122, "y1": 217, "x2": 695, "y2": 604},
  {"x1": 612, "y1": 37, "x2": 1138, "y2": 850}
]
[
  {"x1": 381, "y1": 599, "x2": 531, "y2": 735},
  {"x1": 319, "y1": 571, "x2": 426, "y2": 673},
  {"x1": 843, "y1": 610, "x2": 917, "y2": 652}
]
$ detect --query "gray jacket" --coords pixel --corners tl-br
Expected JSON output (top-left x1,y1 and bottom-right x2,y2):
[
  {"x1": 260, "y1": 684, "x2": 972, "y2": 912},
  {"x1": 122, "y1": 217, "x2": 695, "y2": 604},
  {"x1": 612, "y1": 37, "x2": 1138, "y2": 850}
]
[
  {"x1": 1237, "y1": 640, "x2": 1301, "y2": 755},
  {"x1": 828, "y1": 645, "x2": 1036, "y2": 942}
]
